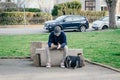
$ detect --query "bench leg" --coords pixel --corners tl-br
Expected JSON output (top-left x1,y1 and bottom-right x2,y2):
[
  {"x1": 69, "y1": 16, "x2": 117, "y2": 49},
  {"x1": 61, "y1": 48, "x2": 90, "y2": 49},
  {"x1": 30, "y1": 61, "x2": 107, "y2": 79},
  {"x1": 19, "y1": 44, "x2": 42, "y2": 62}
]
[{"x1": 33, "y1": 53, "x2": 41, "y2": 67}]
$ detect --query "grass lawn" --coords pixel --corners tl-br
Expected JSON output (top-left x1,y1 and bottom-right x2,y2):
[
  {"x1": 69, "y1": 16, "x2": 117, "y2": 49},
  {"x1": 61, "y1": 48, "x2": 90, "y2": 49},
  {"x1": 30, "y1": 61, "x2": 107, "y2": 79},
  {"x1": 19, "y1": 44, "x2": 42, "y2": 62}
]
[{"x1": 0, "y1": 29, "x2": 120, "y2": 69}]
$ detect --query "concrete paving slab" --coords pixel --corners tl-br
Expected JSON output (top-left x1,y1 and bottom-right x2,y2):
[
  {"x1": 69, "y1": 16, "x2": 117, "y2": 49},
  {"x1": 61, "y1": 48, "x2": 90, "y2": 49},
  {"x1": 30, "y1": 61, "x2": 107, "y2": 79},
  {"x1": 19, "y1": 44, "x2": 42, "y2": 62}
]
[{"x1": 0, "y1": 59, "x2": 120, "y2": 80}]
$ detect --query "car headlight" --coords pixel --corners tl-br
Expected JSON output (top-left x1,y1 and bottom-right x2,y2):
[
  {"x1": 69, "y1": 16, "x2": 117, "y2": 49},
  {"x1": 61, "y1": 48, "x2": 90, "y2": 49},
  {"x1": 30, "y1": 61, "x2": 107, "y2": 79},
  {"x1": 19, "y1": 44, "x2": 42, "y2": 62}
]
[{"x1": 92, "y1": 23, "x2": 102, "y2": 28}]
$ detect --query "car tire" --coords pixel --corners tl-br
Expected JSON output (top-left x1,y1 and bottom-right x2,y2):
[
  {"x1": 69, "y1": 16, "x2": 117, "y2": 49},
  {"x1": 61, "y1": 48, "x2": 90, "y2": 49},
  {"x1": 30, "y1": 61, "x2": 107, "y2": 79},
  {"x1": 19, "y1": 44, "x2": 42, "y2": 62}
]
[
  {"x1": 79, "y1": 25, "x2": 86, "y2": 32},
  {"x1": 94, "y1": 27, "x2": 98, "y2": 30},
  {"x1": 102, "y1": 25, "x2": 108, "y2": 30}
]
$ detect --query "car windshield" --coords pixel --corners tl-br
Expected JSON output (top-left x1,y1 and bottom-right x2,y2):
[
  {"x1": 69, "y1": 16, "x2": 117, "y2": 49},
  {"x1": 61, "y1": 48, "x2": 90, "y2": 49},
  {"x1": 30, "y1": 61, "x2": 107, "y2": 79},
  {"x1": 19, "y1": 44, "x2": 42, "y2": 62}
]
[
  {"x1": 99, "y1": 16, "x2": 109, "y2": 21},
  {"x1": 55, "y1": 16, "x2": 66, "y2": 21}
]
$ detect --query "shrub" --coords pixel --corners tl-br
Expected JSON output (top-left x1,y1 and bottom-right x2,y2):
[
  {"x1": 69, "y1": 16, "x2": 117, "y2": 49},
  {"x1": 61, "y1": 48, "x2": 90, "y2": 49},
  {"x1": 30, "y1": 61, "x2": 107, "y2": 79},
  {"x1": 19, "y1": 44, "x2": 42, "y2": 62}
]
[
  {"x1": 24, "y1": 8, "x2": 41, "y2": 12},
  {"x1": 0, "y1": 12, "x2": 24, "y2": 25},
  {"x1": 0, "y1": 12, "x2": 52, "y2": 25},
  {"x1": 53, "y1": 10, "x2": 107, "y2": 23},
  {"x1": 52, "y1": 5, "x2": 59, "y2": 16},
  {"x1": 52, "y1": 1, "x2": 82, "y2": 16}
]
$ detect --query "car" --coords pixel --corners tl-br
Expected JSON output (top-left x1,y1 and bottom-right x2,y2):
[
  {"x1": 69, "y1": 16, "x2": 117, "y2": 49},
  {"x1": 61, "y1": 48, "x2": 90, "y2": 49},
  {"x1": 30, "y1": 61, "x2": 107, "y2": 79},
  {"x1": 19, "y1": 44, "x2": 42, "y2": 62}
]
[
  {"x1": 92, "y1": 15, "x2": 120, "y2": 30},
  {"x1": 44, "y1": 15, "x2": 89, "y2": 32}
]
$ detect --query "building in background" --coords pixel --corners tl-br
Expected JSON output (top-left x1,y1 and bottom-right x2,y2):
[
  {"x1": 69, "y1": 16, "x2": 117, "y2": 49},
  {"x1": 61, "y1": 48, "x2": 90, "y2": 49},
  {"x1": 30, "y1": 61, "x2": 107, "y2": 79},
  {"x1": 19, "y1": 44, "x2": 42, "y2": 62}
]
[
  {"x1": 0, "y1": 0, "x2": 54, "y2": 13},
  {"x1": 116, "y1": 0, "x2": 120, "y2": 15},
  {"x1": 54, "y1": 0, "x2": 74, "y2": 4},
  {"x1": 0, "y1": 0, "x2": 17, "y2": 10},
  {"x1": 0, "y1": 0, "x2": 119, "y2": 14},
  {"x1": 81, "y1": 0, "x2": 115, "y2": 11},
  {"x1": 54, "y1": 0, "x2": 107, "y2": 11},
  {"x1": 0, "y1": 0, "x2": 13, "y2": 2},
  {"x1": 54, "y1": 0, "x2": 120, "y2": 15}
]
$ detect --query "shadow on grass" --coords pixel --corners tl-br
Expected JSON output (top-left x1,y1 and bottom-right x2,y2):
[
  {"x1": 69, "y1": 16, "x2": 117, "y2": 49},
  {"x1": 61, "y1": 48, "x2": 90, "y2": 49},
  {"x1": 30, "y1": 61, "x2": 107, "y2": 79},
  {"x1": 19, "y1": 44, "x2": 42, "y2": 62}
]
[{"x1": 112, "y1": 53, "x2": 120, "y2": 56}]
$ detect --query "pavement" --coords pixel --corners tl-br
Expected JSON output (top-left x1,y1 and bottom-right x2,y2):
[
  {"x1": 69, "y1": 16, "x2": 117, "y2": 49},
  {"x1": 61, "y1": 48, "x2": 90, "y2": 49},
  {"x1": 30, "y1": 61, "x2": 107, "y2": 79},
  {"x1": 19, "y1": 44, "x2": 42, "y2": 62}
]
[{"x1": 0, "y1": 59, "x2": 120, "y2": 80}]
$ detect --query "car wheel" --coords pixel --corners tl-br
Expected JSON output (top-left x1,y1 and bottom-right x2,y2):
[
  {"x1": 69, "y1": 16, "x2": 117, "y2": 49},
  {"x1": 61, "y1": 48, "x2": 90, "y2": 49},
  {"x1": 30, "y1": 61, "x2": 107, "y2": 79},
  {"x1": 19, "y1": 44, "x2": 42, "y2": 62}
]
[
  {"x1": 102, "y1": 25, "x2": 108, "y2": 30},
  {"x1": 79, "y1": 26, "x2": 86, "y2": 32},
  {"x1": 94, "y1": 27, "x2": 98, "y2": 30}
]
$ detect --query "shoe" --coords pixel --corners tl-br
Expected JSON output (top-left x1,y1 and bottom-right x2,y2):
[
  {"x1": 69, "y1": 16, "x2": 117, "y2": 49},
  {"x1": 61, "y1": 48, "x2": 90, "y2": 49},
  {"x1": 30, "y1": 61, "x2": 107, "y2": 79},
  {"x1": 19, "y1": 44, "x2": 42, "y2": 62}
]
[
  {"x1": 60, "y1": 62, "x2": 65, "y2": 68},
  {"x1": 46, "y1": 63, "x2": 51, "y2": 68}
]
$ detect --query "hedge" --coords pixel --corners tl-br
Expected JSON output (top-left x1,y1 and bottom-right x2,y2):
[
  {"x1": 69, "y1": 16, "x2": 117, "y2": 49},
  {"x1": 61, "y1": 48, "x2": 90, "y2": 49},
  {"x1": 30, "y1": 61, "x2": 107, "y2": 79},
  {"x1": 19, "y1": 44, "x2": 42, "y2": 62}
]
[
  {"x1": 56, "y1": 10, "x2": 107, "y2": 22},
  {"x1": 0, "y1": 12, "x2": 52, "y2": 25}
]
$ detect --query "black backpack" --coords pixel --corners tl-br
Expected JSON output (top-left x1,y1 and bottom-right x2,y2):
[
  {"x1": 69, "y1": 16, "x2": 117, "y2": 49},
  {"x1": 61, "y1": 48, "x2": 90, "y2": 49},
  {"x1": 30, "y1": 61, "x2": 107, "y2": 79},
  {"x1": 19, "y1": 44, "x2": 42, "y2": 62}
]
[{"x1": 64, "y1": 53, "x2": 84, "y2": 69}]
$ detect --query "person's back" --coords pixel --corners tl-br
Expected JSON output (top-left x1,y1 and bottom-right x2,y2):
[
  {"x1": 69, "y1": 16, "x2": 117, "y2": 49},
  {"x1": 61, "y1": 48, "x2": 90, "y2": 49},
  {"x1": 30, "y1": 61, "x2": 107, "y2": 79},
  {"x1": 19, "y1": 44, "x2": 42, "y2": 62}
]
[{"x1": 45, "y1": 26, "x2": 68, "y2": 68}]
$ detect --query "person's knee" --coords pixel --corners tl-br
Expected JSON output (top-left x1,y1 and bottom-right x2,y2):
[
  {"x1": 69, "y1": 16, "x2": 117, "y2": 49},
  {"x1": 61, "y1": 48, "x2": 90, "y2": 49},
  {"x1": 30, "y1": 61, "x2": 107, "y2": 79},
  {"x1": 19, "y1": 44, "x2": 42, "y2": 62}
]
[
  {"x1": 45, "y1": 46, "x2": 49, "y2": 50},
  {"x1": 64, "y1": 46, "x2": 68, "y2": 50}
]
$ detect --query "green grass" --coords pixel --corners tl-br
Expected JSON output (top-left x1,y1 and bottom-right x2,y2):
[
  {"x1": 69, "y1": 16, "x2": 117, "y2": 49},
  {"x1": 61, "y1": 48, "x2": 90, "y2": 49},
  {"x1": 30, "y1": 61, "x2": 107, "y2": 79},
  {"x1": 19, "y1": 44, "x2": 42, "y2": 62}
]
[{"x1": 0, "y1": 29, "x2": 120, "y2": 69}]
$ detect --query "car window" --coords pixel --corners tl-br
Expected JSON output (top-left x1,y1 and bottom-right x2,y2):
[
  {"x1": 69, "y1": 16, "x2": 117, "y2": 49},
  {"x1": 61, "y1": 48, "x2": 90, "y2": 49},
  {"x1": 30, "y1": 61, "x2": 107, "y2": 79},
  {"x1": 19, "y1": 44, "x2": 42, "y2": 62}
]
[
  {"x1": 100, "y1": 16, "x2": 109, "y2": 21},
  {"x1": 72, "y1": 16, "x2": 80, "y2": 21},
  {"x1": 55, "y1": 16, "x2": 66, "y2": 21},
  {"x1": 64, "y1": 17, "x2": 72, "y2": 22},
  {"x1": 117, "y1": 16, "x2": 120, "y2": 21},
  {"x1": 79, "y1": 17, "x2": 86, "y2": 21},
  {"x1": 73, "y1": 16, "x2": 85, "y2": 21}
]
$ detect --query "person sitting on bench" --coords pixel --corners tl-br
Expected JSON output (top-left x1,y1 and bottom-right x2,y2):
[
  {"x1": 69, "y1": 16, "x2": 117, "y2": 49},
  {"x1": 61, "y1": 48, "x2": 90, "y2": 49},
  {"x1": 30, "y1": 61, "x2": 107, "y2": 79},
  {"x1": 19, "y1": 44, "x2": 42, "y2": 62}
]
[{"x1": 45, "y1": 26, "x2": 68, "y2": 68}]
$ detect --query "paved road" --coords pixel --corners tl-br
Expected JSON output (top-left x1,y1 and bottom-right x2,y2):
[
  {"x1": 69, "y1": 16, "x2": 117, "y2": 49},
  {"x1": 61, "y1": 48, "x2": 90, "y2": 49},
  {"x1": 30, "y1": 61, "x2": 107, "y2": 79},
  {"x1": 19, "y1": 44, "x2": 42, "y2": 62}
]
[
  {"x1": 0, "y1": 27, "x2": 44, "y2": 35},
  {"x1": 0, "y1": 59, "x2": 120, "y2": 80},
  {"x1": 0, "y1": 25, "x2": 94, "y2": 35}
]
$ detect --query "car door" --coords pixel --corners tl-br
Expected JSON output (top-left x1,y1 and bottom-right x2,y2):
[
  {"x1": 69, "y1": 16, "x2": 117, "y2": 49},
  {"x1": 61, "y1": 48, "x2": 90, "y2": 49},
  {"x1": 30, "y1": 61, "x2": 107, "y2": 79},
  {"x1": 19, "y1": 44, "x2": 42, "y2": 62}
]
[
  {"x1": 61, "y1": 16, "x2": 73, "y2": 29},
  {"x1": 71, "y1": 16, "x2": 82, "y2": 29},
  {"x1": 62, "y1": 16, "x2": 81, "y2": 29},
  {"x1": 116, "y1": 16, "x2": 120, "y2": 28}
]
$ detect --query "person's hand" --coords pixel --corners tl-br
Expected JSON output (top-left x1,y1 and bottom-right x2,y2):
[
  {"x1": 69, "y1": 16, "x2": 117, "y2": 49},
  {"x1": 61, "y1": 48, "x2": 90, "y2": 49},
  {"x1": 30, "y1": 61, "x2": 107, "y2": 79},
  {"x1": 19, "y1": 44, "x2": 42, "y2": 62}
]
[
  {"x1": 51, "y1": 43, "x2": 57, "y2": 49},
  {"x1": 57, "y1": 43, "x2": 61, "y2": 49}
]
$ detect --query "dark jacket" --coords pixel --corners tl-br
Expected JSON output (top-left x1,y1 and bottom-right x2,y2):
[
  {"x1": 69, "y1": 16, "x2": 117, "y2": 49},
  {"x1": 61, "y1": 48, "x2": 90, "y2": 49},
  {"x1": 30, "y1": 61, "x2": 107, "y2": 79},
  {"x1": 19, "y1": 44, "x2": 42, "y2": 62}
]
[{"x1": 48, "y1": 31, "x2": 67, "y2": 48}]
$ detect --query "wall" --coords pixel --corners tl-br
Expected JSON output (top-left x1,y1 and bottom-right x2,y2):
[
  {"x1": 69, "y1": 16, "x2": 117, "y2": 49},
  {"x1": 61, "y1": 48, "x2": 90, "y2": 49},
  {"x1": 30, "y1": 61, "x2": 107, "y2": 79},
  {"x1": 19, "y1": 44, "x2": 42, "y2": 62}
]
[{"x1": 116, "y1": 0, "x2": 120, "y2": 15}]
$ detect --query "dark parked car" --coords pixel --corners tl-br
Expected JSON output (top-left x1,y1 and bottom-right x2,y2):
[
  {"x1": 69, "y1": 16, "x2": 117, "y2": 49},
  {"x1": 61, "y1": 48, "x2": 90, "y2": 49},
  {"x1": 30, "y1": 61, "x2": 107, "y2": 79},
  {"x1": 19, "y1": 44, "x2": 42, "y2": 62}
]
[{"x1": 44, "y1": 15, "x2": 89, "y2": 32}]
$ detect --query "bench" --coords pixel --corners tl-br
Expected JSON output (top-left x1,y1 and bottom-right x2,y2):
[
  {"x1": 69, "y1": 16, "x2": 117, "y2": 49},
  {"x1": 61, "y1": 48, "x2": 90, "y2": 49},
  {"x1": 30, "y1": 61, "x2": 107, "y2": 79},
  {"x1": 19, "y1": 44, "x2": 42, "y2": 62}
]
[
  {"x1": 30, "y1": 41, "x2": 46, "y2": 60},
  {"x1": 30, "y1": 41, "x2": 85, "y2": 67}
]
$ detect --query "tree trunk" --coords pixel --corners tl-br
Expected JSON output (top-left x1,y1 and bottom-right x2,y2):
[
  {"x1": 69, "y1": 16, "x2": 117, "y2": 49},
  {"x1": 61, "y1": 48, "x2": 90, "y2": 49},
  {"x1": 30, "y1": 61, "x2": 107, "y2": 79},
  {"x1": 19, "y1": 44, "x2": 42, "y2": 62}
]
[{"x1": 106, "y1": 0, "x2": 118, "y2": 29}]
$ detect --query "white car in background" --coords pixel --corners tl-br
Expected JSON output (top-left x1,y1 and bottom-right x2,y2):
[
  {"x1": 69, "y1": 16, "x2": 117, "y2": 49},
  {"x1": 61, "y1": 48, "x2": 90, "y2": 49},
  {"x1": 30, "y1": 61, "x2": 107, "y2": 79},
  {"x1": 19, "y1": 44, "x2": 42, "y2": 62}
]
[{"x1": 92, "y1": 15, "x2": 120, "y2": 30}]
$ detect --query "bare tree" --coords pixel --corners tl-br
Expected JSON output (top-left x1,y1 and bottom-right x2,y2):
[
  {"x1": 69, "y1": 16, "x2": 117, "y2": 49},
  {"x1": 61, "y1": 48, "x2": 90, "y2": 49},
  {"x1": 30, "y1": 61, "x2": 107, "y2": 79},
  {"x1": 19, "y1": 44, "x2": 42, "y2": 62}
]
[
  {"x1": 25, "y1": 0, "x2": 42, "y2": 12},
  {"x1": 105, "y1": 0, "x2": 118, "y2": 29},
  {"x1": 37, "y1": 0, "x2": 52, "y2": 13},
  {"x1": 16, "y1": 0, "x2": 25, "y2": 11},
  {"x1": 37, "y1": 0, "x2": 42, "y2": 11},
  {"x1": 0, "y1": 2, "x2": 17, "y2": 11}
]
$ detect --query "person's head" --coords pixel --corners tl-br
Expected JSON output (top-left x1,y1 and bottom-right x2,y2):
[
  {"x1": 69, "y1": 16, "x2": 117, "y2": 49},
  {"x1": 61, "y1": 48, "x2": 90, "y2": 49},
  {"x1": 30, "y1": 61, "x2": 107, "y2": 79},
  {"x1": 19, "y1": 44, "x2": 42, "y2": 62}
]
[{"x1": 54, "y1": 26, "x2": 61, "y2": 36}]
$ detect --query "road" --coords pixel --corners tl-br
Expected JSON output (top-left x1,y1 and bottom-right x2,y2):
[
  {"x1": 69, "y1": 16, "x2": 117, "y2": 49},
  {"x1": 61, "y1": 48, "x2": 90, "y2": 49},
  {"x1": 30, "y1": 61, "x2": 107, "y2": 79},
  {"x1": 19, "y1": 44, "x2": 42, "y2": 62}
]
[
  {"x1": 0, "y1": 25, "x2": 94, "y2": 35},
  {"x1": 0, "y1": 27, "x2": 44, "y2": 35}
]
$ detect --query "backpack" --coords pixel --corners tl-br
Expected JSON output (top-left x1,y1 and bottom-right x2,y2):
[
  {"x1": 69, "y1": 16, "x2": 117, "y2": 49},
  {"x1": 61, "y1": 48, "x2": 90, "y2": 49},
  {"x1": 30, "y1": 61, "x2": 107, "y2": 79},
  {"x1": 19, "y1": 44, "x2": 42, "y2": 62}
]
[{"x1": 64, "y1": 53, "x2": 84, "y2": 69}]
